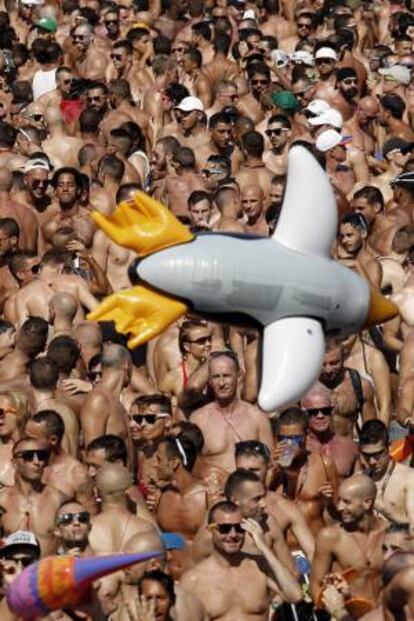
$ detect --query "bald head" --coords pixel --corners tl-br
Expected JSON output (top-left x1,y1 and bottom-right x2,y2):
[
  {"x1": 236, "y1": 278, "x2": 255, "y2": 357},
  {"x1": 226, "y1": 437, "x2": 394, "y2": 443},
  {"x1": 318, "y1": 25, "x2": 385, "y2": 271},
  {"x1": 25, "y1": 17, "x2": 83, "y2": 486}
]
[
  {"x1": 73, "y1": 322, "x2": 103, "y2": 348},
  {"x1": 96, "y1": 462, "x2": 132, "y2": 498},
  {"x1": 123, "y1": 531, "x2": 164, "y2": 556},
  {"x1": 340, "y1": 473, "x2": 377, "y2": 501},
  {"x1": 49, "y1": 292, "x2": 78, "y2": 321},
  {"x1": 44, "y1": 106, "x2": 63, "y2": 130},
  {"x1": 241, "y1": 185, "x2": 264, "y2": 201},
  {"x1": 101, "y1": 343, "x2": 131, "y2": 370},
  {"x1": 0, "y1": 168, "x2": 13, "y2": 192},
  {"x1": 241, "y1": 184, "x2": 264, "y2": 222}
]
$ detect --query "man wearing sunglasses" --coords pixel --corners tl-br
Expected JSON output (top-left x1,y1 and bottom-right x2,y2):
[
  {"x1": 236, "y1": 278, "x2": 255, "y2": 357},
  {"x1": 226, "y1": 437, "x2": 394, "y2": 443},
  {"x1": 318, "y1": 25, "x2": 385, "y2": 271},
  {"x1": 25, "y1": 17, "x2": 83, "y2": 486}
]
[
  {"x1": 263, "y1": 114, "x2": 292, "y2": 175},
  {"x1": 55, "y1": 501, "x2": 92, "y2": 556},
  {"x1": 15, "y1": 157, "x2": 52, "y2": 218},
  {"x1": 181, "y1": 500, "x2": 301, "y2": 618},
  {"x1": 302, "y1": 383, "x2": 358, "y2": 478},
  {"x1": 0, "y1": 437, "x2": 69, "y2": 556},
  {"x1": 71, "y1": 22, "x2": 107, "y2": 81},
  {"x1": 0, "y1": 530, "x2": 40, "y2": 588}
]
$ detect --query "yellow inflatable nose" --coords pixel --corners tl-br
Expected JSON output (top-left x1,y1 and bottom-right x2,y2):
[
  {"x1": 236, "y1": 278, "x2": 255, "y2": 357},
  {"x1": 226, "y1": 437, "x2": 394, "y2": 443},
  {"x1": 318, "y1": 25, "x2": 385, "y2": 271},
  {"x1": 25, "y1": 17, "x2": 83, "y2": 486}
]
[{"x1": 362, "y1": 286, "x2": 399, "y2": 329}]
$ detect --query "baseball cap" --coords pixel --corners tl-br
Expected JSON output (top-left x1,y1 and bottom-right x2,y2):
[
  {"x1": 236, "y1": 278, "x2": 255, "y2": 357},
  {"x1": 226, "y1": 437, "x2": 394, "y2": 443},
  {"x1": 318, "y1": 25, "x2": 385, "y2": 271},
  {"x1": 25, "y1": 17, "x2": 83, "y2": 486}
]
[
  {"x1": 309, "y1": 108, "x2": 344, "y2": 129},
  {"x1": 391, "y1": 171, "x2": 414, "y2": 189},
  {"x1": 315, "y1": 47, "x2": 338, "y2": 61},
  {"x1": 35, "y1": 17, "x2": 57, "y2": 32},
  {"x1": 161, "y1": 532, "x2": 186, "y2": 550},
  {"x1": 175, "y1": 96, "x2": 204, "y2": 112},
  {"x1": 21, "y1": 0, "x2": 44, "y2": 5},
  {"x1": 378, "y1": 65, "x2": 411, "y2": 86},
  {"x1": 316, "y1": 129, "x2": 352, "y2": 152},
  {"x1": 271, "y1": 91, "x2": 300, "y2": 113},
  {"x1": 0, "y1": 531, "x2": 40, "y2": 556},
  {"x1": 383, "y1": 137, "x2": 412, "y2": 157},
  {"x1": 24, "y1": 157, "x2": 51, "y2": 173},
  {"x1": 304, "y1": 99, "x2": 331, "y2": 116},
  {"x1": 291, "y1": 51, "x2": 314, "y2": 66}
]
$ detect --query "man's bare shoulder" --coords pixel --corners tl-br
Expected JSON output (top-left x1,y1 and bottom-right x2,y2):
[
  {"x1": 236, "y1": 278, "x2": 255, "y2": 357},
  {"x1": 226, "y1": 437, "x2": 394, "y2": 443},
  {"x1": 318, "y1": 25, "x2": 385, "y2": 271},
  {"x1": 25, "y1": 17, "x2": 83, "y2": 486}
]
[
  {"x1": 316, "y1": 523, "x2": 342, "y2": 546},
  {"x1": 181, "y1": 554, "x2": 216, "y2": 585}
]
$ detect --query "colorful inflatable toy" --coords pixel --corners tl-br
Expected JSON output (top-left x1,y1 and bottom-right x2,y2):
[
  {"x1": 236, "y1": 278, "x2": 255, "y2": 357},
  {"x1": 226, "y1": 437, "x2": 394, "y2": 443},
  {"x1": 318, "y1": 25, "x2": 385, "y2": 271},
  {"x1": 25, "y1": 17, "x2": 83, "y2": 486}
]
[
  {"x1": 88, "y1": 146, "x2": 398, "y2": 411},
  {"x1": 7, "y1": 550, "x2": 162, "y2": 619}
]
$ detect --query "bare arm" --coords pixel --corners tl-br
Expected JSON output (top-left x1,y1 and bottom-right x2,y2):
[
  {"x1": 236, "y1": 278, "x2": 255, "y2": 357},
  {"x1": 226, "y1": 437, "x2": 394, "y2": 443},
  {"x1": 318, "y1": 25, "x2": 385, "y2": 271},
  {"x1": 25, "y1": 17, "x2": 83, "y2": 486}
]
[
  {"x1": 280, "y1": 497, "x2": 315, "y2": 560},
  {"x1": 396, "y1": 378, "x2": 414, "y2": 426},
  {"x1": 80, "y1": 392, "x2": 108, "y2": 447},
  {"x1": 367, "y1": 347, "x2": 392, "y2": 425},
  {"x1": 76, "y1": 279, "x2": 99, "y2": 312},
  {"x1": 256, "y1": 409, "x2": 274, "y2": 454},
  {"x1": 362, "y1": 380, "x2": 377, "y2": 424},
  {"x1": 310, "y1": 528, "x2": 336, "y2": 600}
]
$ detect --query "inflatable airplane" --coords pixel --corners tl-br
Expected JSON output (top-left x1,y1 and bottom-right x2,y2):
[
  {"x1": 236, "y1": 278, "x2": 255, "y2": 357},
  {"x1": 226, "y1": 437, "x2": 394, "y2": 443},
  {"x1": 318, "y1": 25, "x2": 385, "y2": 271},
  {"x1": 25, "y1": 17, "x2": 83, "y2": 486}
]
[{"x1": 88, "y1": 145, "x2": 397, "y2": 411}]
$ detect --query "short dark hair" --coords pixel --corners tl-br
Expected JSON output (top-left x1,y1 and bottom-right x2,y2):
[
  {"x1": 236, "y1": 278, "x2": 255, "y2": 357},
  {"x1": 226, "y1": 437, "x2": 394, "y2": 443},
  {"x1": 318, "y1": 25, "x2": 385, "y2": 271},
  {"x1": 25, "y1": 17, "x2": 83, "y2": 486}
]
[
  {"x1": 235, "y1": 440, "x2": 270, "y2": 463},
  {"x1": 138, "y1": 570, "x2": 175, "y2": 603},
  {"x1": 209, "y1": 111, "x2": 232, "y2": 128},
  {"x1": 86, "y1": 434, "x2": 127, "y2": 465},
  {"x1": 51, "y1": 167, "x2": 83, "y2": 189},
  {"x1": 29, "y1": 357, "x2": 59, "y2": 390},
  {"x1": 188, "y1": 190, "x2": 211, "y2": 209},
  {"x1": 208, "y1": 500, "x2": 240, "y2": 524},
  {"x1": 175, "y1": 146, "x2": 195, "y2": 169},
  {"x1": 242, "y1": 130, "x2": 264, "y2": 158},
  {"x1": 116, "y1": 183, "x2": 141, "y2": 204},
  {"x1": 0, "y1": 320, "x2": 14, "y2": 335},
  {"x1": 17, "y1": 317, "x2": 48, "y2": 358},
  {"x1": 224, "y1": 468, "x2": 262, "y2": 499},
  {"x1": 0, "y1": 217, "x2": 19, "y2": 238},
  {"x1": 160, "y1": 435, "x2": 198, "y2": 472},
  {"x1": 132, "y1": 394, "x2": 172, "y2": 415},
  {"x1": 0, "y1": 122, "x2": 16, "y2": 148},
  {"x1": 31, "y1": 410, "x2": 65, "y2": 442},
  {"x1": 192, "y1": 21, "x2": 212, "y2": 41},
  {"x1": 47, "y1": 336, "x2": 80, "y2": 375},
  {"x1": 340, "y1": 212, "x2": 368, "y2": 234},
  {"x1": 184, "y1": 46, "x2": 202, "y2": 67},
  {"x1": 381, "y1": 94, "x2": 406, "y2": 120},
  {"x1": 359, "y1": 420, "x2": 389, "y2": 447},
  {"x1": 173, "y1": 421, "x2": 204, "y2": 453},
  {"x1": 79, "y1": 108, "x2": 102, "y2": 134},
  {"x1": 353, "y1": 185, "x2": 385, "y2": 209},
  {"x1": 277, "y1": 407, "x2": 309, "y2": 432}
]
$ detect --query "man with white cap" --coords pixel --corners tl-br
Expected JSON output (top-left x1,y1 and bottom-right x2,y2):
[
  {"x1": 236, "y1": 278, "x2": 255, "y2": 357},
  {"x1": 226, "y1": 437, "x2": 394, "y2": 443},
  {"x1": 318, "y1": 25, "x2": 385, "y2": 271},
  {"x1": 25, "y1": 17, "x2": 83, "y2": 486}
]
[
  {"x1": 173, "y1": 97, "x2": 209, "y2": 151},
  {"x1": 378, "y1": 65, "x2": 411, "y2": 100},
  {"x1": 11, "y1": 0, "x2": 44, "y2": 43},
  {"x1": 308, "y1": 108, "x2": 344, "y2": 133},
  {"x1": 316, "y1": 128, "x2": 369, "y2": 195},
  {"x1": 0, "y1": 531, "x2": 40, "y2": 618},
  {"x1": 13, "y1": 155, "x2": 53, "y2": 225},
  {"x1": 314, "y1": 46, "x2": 339, "y2": 100}
]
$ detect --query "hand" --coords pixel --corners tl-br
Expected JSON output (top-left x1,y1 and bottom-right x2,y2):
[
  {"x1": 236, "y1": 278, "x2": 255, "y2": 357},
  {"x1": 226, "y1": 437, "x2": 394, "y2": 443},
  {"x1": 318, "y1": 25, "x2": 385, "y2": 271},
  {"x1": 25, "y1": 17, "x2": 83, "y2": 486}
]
[
  {"x1": 242, "y1": 517, "x2": 266, "y2": 550},
  {"x1": 272, "y1": 440, "x2": 289, "y2": 464},
  {"x1": 125, "y1": 594, "x2": 156, "y2": 621},
  {"x1": 319, "y1": 482, "x2": 334, "y2": 500},
  {"x1": 322, "y1": 585, "x2": 347, "y2": 619},
  {"x1": 66, "y1": 239, "x2": 87, "y2": 257},
  {"x1": 61, "y1": 378, "x2": 93, "y2": 394},
  {"x1": 145, "y1": 482, "x2": 159, "y2": 512}
]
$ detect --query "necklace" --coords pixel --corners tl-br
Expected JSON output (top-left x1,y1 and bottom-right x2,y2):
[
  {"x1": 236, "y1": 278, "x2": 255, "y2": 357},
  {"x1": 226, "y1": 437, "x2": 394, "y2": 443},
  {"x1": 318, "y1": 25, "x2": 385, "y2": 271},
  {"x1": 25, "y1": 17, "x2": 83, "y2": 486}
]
[{"x1": 349, "y1": 528, "x2": 383, "y2": 568}]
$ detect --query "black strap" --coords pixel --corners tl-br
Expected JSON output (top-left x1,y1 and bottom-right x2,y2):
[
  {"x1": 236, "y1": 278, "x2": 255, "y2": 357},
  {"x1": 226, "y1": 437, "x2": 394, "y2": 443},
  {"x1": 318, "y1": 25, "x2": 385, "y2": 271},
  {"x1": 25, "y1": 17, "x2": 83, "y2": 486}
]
[{"x1": 347, "y1": 367, "x2": 364, "y2": 435}]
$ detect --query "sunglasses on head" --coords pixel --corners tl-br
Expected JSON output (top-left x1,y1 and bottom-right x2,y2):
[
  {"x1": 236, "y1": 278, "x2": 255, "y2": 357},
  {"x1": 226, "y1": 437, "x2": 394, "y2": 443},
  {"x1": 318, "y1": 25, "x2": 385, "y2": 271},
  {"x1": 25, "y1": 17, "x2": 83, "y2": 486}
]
[
  {"x1": 307, "y1": 406, "x2": 334, "y2": 417},
  {"x1": 210, "y1": 522, "x2": 244, "y2": 534},
  {"x1": 14, "y1": 449, "x2": 49, "y2": 462},
  {"x1": 57, "y1": 511, "x2": 90, "y2": 526},
  {"x1": 266, "y1": 128, "x2": 288, "y2": 136}
]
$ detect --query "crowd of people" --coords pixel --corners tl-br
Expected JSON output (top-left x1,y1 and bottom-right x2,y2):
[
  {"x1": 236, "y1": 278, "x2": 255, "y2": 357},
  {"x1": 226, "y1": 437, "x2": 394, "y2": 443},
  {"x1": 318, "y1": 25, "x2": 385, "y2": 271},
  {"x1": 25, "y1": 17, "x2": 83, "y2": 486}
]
[{"x1": 0, "y1": 0, "x2": 413, "y2": 619}]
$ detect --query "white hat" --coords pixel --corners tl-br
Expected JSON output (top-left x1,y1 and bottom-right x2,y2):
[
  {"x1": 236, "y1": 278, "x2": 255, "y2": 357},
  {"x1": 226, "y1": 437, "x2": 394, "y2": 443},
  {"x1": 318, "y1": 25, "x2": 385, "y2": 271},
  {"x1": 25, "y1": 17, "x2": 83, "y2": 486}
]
[
  {"x1": 0, "y1": 531, "x2": 40, "y2": 555},
  {"x1": 24, "y1": 158, "x2": 51, "y2": 173},
  {"x1": 291, "y1": 51, "x2": 314, "y2": 66},
  {"x1": 271, "y1": 49, "x2": 290, "y2": 68},
  {"x1": 315, "y1": 47, "x2": 338, "y2": 61},
  {"x1": 378, "y1": 64, "x2": 411, "y2": 86},
  {"x1": 316, "y1": 129, "x2": 352, "y2": 152},
  {"x1": 304, "y1": 99, "x2": 331, "y2": 116},
  {"x1": 175, "y1": 96, "x2": 204, "y2": 112},
  {"x1": 309, "y1": 108, "x2": 344, "y2": 129},
  {"x1": 21, "y1": 0, "x2": 45, "y2": 5}
]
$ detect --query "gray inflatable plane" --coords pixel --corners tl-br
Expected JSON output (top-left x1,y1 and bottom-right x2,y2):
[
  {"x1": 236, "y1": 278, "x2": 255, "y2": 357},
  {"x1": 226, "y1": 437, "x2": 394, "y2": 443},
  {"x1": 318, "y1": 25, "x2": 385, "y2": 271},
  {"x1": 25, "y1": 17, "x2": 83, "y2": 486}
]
[{"x1": 89, "y1": 145, "x2": 398, "y2": 411}]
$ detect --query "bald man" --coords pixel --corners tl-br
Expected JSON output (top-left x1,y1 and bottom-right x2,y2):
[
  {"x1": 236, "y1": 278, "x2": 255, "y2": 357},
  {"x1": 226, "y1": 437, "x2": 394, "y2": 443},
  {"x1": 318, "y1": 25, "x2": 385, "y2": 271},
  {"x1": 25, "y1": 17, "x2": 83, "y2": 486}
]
[
  {"x1": 49, "y1": 292, "x2": 78, "y2": 339},
  {"x1": 344, "y1": 97, "x2": 380, "y2": 155},
  {"x1": 311, "y1": 474, "x2": 385, "y2": 608},
  {"x1": 241, "y1": 186, "x2": 269, "y2": 237},
  {"x1": 89, "y1": 463, "x2": 158, "y2": 555},
  {"x1": 0, "y1": 167, "x2": 39, "y2": 252}
]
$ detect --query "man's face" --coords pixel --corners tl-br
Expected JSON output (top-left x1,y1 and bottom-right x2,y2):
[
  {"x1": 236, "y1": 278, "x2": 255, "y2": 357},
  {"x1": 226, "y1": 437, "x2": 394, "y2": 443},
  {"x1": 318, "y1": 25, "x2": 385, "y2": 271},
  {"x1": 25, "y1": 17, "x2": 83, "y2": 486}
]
[
  {"x1": 209, "y1": 356, "x2": 239, "y2": 402},
  {"x1": 235, "y1": 481, "x2": 266, "y2": 520},
  {"x1": 202, "y1": 162, "x2": 227, "y2": 190},
  {"x1": 132, "y1": 34, "x2": 151, "y2": 55},
  {"x1": 250, "y1": 72, "x2": 270, "y2": 98},
  {"x1": 0, "y1": 547, "x2": 38, "y2": 588},
  {"x1": 339, "y1": 222, "x2": 364, "y2": 255},
  {"x1": 140, "y1": 579, "x2": 172, "y2": 621},
  {"x1": 296, "y1": 16, "x2": 313, "y2": 39},
  {"x1": 292, "y1": 81, "x2": 313, "y2": 108},
  {"x1": 86, "y1": 448, "x2": 107, "y2": 480},
  {"x1": 129, "y1": 402, "x2": 169, "y2": 443},
  {"x1": 321, "y1": 347, "x2": 344, "y2": 383},
  {"x1": 25, "y1": 169, "x2": 49, "y2": 199},
  {"x1": 177, "y1": 108, "x2": 199, "y2": 133},
  {"x1": 171, "y1": 41, "x2": 187, "y2": 65},
  {"x1": 110, "y1": 46, "x2": 129, "y2": 70},
  {"x1": 189, "y1": 199, "x2": 212, "y2": 227},
  {"x1": 395, "y1": 40, "x2": 412, "y2": 57},
  {"x1": 0, "y1": 395, "x2": 17, "y2": 439},
  {"x1": 183, "y1": 326, "x2": 212, "y2": 361},
  {"x1": 56, "y1": 502, "x2": 91, "y2": 544},
  {"x1": 337, "y1": 485, "x2": 366, "y2": 524},
  {"x1": 241, "y1": 188, "x2": 263, "y2": 221},
  {"x1": 151, "y1": 143, "x2": 166, "y2": 175},
  {"x1": 103, "y1": 11, "x2": 120, "y2": 38},
  {"x1": 270, "y1": 179, "x2": 284, "y2": 204},
  {"x1": 278, "y1": 423, "x2": 306, "y2": 459},
  {"x1": 303, "y1": 396, "x2": 334, "y2": 434},
  {"x1": 235, "y1": 454, "x2": 267, "y2": 483},
  {"x1": 210, "y1": 508, "x2": 245, "y2": 555},
  {"x1": 72, "y1": 27, "x2": 92, "y2": 53},
  {"x1": 87, "y1": 88, "x2": 106, "y2": 112},
  {"x1": 218, "y1": 86, "x2": 238, "y2": 107},
  {"x1": 382, "y1": 531, "x2": 411, "y2": 560},
  {"x1": 0, "y1": 229, "x2": 14, "y2": 257},
  {"x1": 338, "y1": 76, "x2": 358, "y2": 101},
  {"x1": 359, "y1": 440, "x2": 389, "y2": 478},
  {"x1": 211, "y1": 122, "x2": 233, "y2": 150},
  {"x1": 351, "y1": 197, "x2": 376, "y2": 226},
  {"x1": 13, "y1": 440, "x2": 49, "y2": 482},
  {"x1": 266, "y1": 121, "x2": 290, "y2": 150},
  {"x1": 55, "y1": 172, "x2": 79, "y2": 207},
  {"x1": 57, "y1": 71, "x2": 73, "y2": 95},
  {"x1": 316, "y1": 57, "x2": 336, "y2": 77}
]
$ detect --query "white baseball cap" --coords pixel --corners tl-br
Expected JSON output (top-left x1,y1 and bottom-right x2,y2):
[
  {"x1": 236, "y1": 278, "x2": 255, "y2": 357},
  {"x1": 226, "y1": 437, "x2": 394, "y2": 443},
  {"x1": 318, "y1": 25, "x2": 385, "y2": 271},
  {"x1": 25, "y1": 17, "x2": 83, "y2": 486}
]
[
  {"x1": 175, "y1": 96, "x2": 204, "y2": 112},
  {"x1": 316, "y1": 129, "x2": 352, "y2": 152},
  {"x1": 315, "y1": 47, "x2": 338, "y2": 61},
  {"x1": 21, "y1": 0, "x2": 45, "y2": 5},
  {"x1": 378, "y1": 64, "x2": 411, "y2": 86},
  {"x1": 24, "y1": 158, "x2": 51, "y2": 173},
  {"x1": 0, "y1": 531, "x2": 40, "y2": 555},
  {"x1": 291, "y1": 51, "x2": 314, "y2": 66},
  {"x1": 309, "y1": 108, "x2": 344, "y2": 129},
  {"x1": 304, "y1": 99, "x2": 331, "y2": 116}
]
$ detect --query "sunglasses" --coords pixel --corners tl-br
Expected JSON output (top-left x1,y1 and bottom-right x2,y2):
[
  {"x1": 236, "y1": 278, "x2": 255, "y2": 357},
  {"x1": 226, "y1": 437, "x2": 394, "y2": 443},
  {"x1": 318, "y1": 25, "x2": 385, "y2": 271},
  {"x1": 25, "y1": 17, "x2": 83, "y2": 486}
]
[
  {"x1": 251, "y1": 79, "x2": 269, "y2": 85},
  {"x1": 316, "y1": 58, "x2": 334, "y2": 65},
  {"x1": 3, "y1": 555, "x2": 34, "y2": 567},
  {"x1": 278, "y1": 434, "x2": 304, "y2": 444},
  {"x1": 266, "y1": 128, "x2": 289, "y2": 136},
  {"x1": 187, "y1": 335, "x2": 212, "y2": 345},
  {"x1": 360, "y1": 448, "x2": 387, "y2": 460},
  {"x1": 14, "y1": 449, "x2": 49, "y2": 462},
  {"x1": 210, "y1": 522, "x2": 244, "y2": 534},
  {"x1": 132, "y1": 413, "x2": 168, "y2": 425},
  {"x1": 110, "y1": 53, "x2": 123, "y2": 60},
  {"x1": 202, "y1": 169, "x2": 223, "y2": 177},
  {"x1": 307, "y1": 406, "x2": 334, "y2": 417},
  {"x1": 32, "y1": 179, "x2": 48, "y2": 189},
  {"x1": 72, "y1": 34, "x2": 87, "y2": 41},
  {"x1": 29, "y1": 114, "x2": 43, "y2": 122},
  {"x1": 297, "y1": 22, "x2": 312, "y2": 28},
  {"x1": 57, "y1": 511, "x2": 90, "y2": 526},
  {"x1": 105, "y1": 19, "x2": 118, "y2": 24}
]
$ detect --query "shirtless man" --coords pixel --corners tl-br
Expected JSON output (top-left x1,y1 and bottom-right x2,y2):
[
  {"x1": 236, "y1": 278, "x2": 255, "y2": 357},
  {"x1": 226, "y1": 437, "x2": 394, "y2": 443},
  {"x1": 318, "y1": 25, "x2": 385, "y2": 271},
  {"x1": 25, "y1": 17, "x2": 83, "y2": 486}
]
[
  {"x1": 41, "y1": 107, "x2": 84, "y2": 169},
  {"x1": 310, "y1": 474, "x2": 385, "y2": 608},
  {"x1": 0, "y1": 317, "x2": 48, "y2": 384},
  {"x1": 272, "y1": 408, "x2": 339, "y2": 537},
  {"x1": 188, "y1": 191, "x2": 213, "y2": 230},
  {"x1": 24, "y1": 411, "x2": 95, "y2": 514},
  {"x1": 12, "y1": 157, "x2": 52, "y2": 227},
  {"x1": 70, "y1": 22, "x2": 108, "y2": 81},
  {"x1": 234, "y1": 440, "x2": 315, "y2": 559},
  {"x1": 302, "y1": 383, "x2": 359, "y2": 478},
  {"x1": 105, "y1": 41, "x2": 142, "y2": 104},
  {"x1": 169, "y1": 97, "x2": 210, "y2": 152},
  {"x1": 28, "y1": 357, "x2": 79, "y2": 457},
  {"x1": 44, "y1": 167, "x2": 95, "y2": 247},
  {"x1": 164, "y1": 147, "x2": 207, "y2": 219},
  {"x1": 0, "y1": 168, "x2": 38, "y2": 252},
  {"x1": 80, "y1": 344, "x2": 132, "y2": 453},
  {"x1": 213, "y1": 186, "x2": 246, "y2": 233},
  {"x1": 359, "y1": 421, "x2": 414, "y2": 531},
  {"x1": 320, "y1": 340, "x2": 377, "y2": 436},
  {"x1": 0, "y1": 437, "x2": 68, "y2": 556},
  {"x1": 337, "y1": 213, "x2": 382, "y2": 288},
  {"x1": 190, "y1": 351, "x2": 273, "y2": 483},
  {"x1": 197, "y1": 112, "x2": 242, "y2": 174},
  {"x1": 181, "y1": 47, "x2": 212, "y2": 110},
  {"x1": 54, "y1": 501, "x2": 94, "y2": 556},
  {"x1": 89, "y1": 463, "x2": 157, "y2": 555},
  {"x1": 241, "y1": 185, "x2": 269, "y2": 237},
  {"x1": 236, "y1": 131, "x2": 273, "y2": 199},
  {"x1": 181, "y1": 501, "x2": 302, "y2": 620},
  {"x1": 238, "y1": 63, "x2": 271, "y2": 126},
  {"x1": 263, "y1": 115, "x2": 292, "y2": 176}
]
